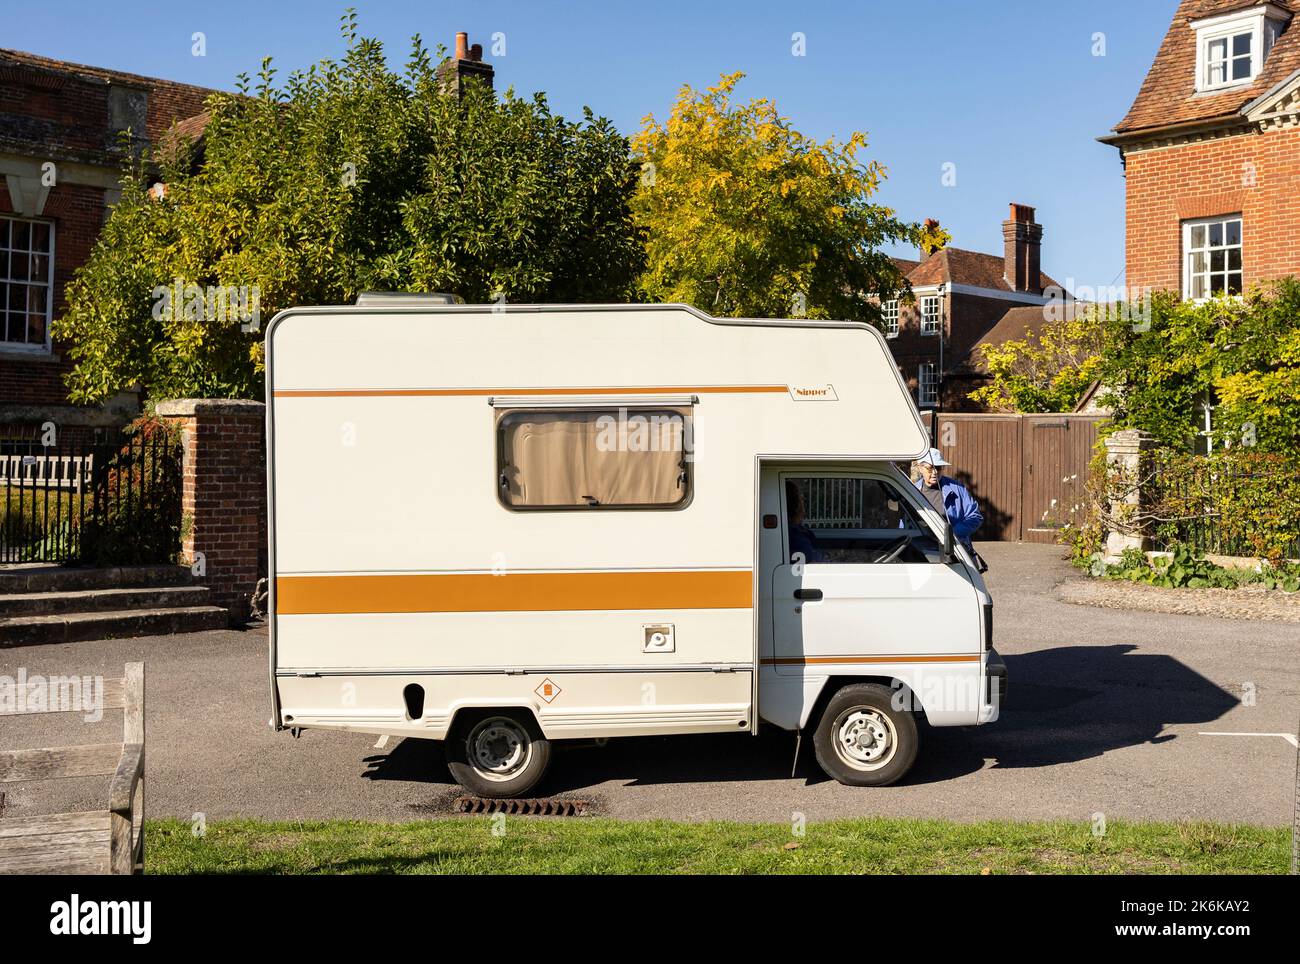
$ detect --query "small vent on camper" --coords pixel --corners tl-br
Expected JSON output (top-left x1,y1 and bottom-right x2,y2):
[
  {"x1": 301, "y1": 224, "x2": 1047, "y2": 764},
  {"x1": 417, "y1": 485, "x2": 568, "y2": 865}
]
[
  {"x1": 355, "y1": 291, "x2": 464, "y2": 306},
  {"x1": 452, "y1": 796, "x2": 590, "y2": 817},
  {"x1": 402, "y1": 684, "x2": 425, "y2": 721}
]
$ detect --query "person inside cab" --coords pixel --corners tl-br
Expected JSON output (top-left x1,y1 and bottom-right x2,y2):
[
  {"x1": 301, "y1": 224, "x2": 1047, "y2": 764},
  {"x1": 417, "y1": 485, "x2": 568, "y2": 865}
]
[{"x1": 785, "y1": 479, "x2": 827, "y2": 563}]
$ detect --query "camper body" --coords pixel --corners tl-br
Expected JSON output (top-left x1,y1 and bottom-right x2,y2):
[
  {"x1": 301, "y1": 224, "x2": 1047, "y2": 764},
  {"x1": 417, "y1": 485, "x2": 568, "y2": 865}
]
[{"x1": 267, "y1": 303, "x2": 1004, "y2": 794}]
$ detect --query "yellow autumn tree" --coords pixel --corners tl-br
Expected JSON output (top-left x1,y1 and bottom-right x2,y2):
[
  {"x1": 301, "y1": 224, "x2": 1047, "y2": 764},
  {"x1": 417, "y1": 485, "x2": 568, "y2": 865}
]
[
  {"x1": 968, "y1": 308, "x2": 1105, "y2": 413},
  {"x1": 631, "y1": 72, "x2": 945, "y2": 323}
]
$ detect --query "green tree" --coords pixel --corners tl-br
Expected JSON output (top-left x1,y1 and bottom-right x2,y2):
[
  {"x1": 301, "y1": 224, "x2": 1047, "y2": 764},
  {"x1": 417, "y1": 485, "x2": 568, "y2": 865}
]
[
  {"x1": 630, "y1": 72, "x2": 944, "y2": 324},
  {"x1": 968, "y1": 307, "x2": 1105, "y2": 413},
  {"x1": 54, "y1": 12, "x2": 644, "y2": 403},
  {"x1": 1097, "y1": 279, "x2": 1300, "y2": 455}
]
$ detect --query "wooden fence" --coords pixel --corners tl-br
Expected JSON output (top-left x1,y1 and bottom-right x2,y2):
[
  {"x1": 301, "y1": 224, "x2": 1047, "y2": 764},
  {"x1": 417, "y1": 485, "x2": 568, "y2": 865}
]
[{"x1": 928, "y1": 413, "x2": 1108, "y2": 543}]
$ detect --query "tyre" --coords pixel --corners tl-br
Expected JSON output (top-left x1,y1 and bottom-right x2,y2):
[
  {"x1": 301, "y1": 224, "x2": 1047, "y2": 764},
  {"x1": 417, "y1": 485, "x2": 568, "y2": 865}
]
[
  {"x1": 445, "y1": 710, "x2": 551, "y2": 798},
  {"x1": 812, "y1": 683, "x2": 918, "y2": 787}
]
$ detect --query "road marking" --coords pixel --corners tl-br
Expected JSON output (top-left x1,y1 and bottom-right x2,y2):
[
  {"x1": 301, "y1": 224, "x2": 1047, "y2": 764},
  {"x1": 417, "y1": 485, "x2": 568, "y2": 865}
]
[{"x1": 1199, "y1": 731, "x2": 1299, "y2": 748}]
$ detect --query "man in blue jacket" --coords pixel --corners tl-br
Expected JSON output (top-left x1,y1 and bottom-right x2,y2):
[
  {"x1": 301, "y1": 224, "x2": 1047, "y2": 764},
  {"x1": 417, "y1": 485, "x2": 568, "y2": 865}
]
[{"x1": 913, "y1": 448, "x2": 983, "y2": 558}]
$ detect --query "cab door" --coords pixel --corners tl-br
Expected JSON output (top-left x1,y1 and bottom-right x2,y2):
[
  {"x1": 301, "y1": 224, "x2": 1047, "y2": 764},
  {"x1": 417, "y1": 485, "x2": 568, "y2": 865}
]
[{"x1": 769, "y1": 469, "x2": 979, "y2": 676}]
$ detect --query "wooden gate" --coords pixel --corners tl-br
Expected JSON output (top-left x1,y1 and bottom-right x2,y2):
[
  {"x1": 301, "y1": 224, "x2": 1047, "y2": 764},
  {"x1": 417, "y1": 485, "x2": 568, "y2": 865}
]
[{"x1": 929, "y1": 413, "x2": 1107, "y2": 543}]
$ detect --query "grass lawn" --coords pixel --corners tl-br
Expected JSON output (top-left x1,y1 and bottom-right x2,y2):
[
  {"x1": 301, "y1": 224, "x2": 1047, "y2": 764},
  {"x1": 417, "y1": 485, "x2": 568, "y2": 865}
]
[{"x1": 147, "y1": 816, "x2": 1289, "y2": 874}]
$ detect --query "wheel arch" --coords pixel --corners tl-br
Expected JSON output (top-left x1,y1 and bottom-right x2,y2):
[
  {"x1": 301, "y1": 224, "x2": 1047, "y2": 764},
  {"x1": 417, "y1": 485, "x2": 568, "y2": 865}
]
[
  {"x1": 445, "y1": 703, "x2": 545, "y2": 740},
  {"x1": 802, "y1": 675, "x2": 923, "y2": 731}
]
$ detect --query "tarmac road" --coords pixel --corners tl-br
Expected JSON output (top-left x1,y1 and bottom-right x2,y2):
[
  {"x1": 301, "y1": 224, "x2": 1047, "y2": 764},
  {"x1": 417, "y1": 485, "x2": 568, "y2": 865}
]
[{"x1": 4, "y1": 543, "x2": 1297, "y2": 826}]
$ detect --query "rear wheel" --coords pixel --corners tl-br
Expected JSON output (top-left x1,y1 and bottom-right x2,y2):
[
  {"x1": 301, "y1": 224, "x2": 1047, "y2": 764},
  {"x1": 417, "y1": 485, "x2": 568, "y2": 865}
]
[
  {"x1": 445, "y1": 711, "x2": 551, "y2": 798},
  {"x1": 812, "y1": 683, "x2": 918, "y2": 787}
]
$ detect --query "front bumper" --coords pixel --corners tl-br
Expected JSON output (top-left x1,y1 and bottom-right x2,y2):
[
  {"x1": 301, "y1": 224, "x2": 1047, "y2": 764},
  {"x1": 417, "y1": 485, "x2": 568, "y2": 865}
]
[{"x1": 980, "y1": 647, "x2": 1008, "y2": 723}]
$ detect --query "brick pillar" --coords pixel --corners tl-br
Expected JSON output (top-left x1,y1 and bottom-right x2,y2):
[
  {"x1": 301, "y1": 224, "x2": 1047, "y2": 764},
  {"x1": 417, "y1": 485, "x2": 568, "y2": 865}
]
[
  {"x1": 156, "y1": 399, "x2": 266, "y2": 622},
  {"x1": 1103, "y1": 428, "x2": 1155, "y2": 562}
]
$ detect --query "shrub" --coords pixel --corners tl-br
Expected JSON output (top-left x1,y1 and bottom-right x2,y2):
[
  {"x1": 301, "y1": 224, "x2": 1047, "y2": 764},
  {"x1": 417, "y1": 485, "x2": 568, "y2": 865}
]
[
  {"x1": 1101, "y1": 544, "x2": 1299, "y2": 593},
  {"x1": 77, "y1": 415, "x2": 184, "y2": 566},
  {"x1": 1147, "y1": 448, "x2": 1300, "y2": 563}
]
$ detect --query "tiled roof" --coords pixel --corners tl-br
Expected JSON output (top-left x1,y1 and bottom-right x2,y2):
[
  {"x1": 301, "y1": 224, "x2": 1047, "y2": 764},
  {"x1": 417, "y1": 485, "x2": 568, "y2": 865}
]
[
  {"x1": 901, "y1": 246, "x2": 1061, "y2": 293},
  {"x1": 1110, "y1": 0, "x2": 1300, "y2": 136},
  {"x1": 890, "y1": 256, "x2": 921, "y2": 277},
  {"x1": 158, "y1": 110, "x2": 213, "y2": 157}
]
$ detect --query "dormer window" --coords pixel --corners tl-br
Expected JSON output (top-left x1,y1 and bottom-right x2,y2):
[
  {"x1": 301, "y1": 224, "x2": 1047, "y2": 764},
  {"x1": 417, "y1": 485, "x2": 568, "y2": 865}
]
[
  {"x1": 1206, "y1": 31, "x2": 1253, "y2": 86},
  {"x1": 1192, "y1": 4, "x2": 1290, "y2": 92}
]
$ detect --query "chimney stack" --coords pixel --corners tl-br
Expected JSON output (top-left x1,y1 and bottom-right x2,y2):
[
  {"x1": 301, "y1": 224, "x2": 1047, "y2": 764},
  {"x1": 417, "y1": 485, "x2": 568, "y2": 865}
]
[
  {"x1": 1002, "y1": 203, "x2": 1043, "y2": 293},
  {"x1": 437, "y1": 31, "x2": 495, "y2": 97},
  {"x1": 920, "y1": 217, "x2": 946, "y2": 257}
]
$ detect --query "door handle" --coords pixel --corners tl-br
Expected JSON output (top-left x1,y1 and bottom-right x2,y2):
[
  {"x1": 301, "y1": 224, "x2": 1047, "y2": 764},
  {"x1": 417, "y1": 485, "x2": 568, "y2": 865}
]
[{"x1": 793, "y1": 588, "x2": 823, "y2": 601}]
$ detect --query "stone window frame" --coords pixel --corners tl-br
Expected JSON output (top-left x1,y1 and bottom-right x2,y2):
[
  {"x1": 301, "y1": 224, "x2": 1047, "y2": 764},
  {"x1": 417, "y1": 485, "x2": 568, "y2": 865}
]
[
  {"x1": 917, "y1": 362, "x2": 938, "y2": 409},
  {"x1": 0, "y1": 214, "x2": 55, "y2": 354},
  {"x1": 1181, "y1": 214, "x2": 1243, "y2": 302},
  {"x1": 881, "y1": 298, "x2": 899, "y2": 337},
  {"x1": 919, "y1": 295, "x2": 942, "y2": 336}
]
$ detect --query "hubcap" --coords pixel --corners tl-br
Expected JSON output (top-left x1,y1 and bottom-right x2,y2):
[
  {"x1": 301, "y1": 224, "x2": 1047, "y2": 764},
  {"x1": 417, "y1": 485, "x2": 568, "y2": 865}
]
[
  {"x1": 467, "y1": 716, "x2": 532, "y2": 781},
  {"x1": 832, "y1": 707, "x2": 897, "y2": 771}
]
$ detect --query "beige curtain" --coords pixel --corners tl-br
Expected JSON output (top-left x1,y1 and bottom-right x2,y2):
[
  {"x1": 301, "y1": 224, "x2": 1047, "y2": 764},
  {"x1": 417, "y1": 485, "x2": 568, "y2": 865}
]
[{"x1": 500, "y1": 410, "x2": 687, "y2": 507}]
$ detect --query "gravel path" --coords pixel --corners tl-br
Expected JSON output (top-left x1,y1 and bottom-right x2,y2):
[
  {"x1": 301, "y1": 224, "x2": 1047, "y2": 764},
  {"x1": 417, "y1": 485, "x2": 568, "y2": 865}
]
[{"x1": 1058, "y1": 576, "x2": 1300, "y2": 623}]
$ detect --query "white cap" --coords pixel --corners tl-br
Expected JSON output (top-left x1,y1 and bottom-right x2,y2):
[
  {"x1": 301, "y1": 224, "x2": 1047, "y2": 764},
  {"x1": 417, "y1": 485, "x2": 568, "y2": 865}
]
[{"x1": 917, "y1": 447, "x2": 950, "y2": 467}]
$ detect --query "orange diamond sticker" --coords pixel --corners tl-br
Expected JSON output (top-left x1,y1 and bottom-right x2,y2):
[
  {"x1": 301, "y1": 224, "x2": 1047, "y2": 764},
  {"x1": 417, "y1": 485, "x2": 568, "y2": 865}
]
[{"x1": 534, "y1": 678, "x2": 562, "y2": 704}]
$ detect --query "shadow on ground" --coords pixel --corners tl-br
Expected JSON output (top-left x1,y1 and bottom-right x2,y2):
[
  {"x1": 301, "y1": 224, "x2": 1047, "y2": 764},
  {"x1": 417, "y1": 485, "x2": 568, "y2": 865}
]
[{"x1": 360, "y1": 643, "x2": 1238, "y2": 794}]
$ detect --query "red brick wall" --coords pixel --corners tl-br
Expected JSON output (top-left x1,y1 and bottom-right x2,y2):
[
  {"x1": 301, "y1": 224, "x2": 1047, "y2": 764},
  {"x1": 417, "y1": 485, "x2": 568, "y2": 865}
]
[
  {"x1": 157, "y1": 399, "x2": 267, "y2": 622},
  {"x1": 888, "y1": 291, "x2": 1034, "y2": 410},
  {"x1": 1, "y1": 53, "x2": 217, "y2": 414},
  {"x1": 1125, "y1": 125, "x2": 1300, "y2": 293},
  {"x1": 144, "y1": 80, "x2": 213, "y2": 142},
  {"x1": 0, "y1": 56, "x2": 214, "y2": 147},
  {"x1": 0, "y1": 62, "x2": 111, "y2": 154}
]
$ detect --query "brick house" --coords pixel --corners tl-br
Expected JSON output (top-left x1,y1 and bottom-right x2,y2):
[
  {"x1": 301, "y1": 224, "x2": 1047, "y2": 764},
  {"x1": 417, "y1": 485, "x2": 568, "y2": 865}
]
[
  {"x1": 0, "y1": 49, "x2": 219, "y2": 451},
  {"x1": 1101, "y1": 0, "x2": 1300, "y2": 296},
  {"x1": 882, "y1": 203, "x2": 1064, "y2": 411}
]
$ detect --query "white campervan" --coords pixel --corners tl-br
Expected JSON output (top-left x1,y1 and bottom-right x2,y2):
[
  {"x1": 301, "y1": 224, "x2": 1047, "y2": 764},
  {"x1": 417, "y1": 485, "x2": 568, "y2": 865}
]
[{"x1": 266, "y1": 298, "x2": 1005, "y2": 797}]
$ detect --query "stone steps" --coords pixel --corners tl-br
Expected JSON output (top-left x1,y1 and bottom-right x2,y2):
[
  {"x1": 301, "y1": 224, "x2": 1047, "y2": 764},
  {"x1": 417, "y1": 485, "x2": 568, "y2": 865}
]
[
  {"x1": 0, "y1": 605, "x2": 230, "y2": 647},
  {"x1": 0, "y1": 564, "x2": 229, "y2": 646},
  {"x1": 0, "y1": 585, "x2": 213, "y2": 618},
  {"x1": 0, "y1": 564, "x2": 193, "y2": 594}
]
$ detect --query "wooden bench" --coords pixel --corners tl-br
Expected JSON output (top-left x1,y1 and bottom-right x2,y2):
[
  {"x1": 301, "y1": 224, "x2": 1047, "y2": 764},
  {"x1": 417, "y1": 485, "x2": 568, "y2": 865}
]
[{"x1": 0, "y1": 662, "x2": 145, "y2": 874}]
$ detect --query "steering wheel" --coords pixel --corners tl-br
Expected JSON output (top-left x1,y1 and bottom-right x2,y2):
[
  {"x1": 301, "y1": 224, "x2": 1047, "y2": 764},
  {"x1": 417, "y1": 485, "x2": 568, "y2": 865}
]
[{"x1": 873, "y1": 536, "x2": 909, "y2": 564}]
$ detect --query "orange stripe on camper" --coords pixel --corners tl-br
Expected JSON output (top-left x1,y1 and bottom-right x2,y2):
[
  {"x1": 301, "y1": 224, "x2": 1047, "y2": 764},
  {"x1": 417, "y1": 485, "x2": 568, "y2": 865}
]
[
  {"x1": 272, "y1": 385, "x2": 788, "y2": 398},
  {"x1": 276, "y1": 570, "x2": 754, "y2": 615}
]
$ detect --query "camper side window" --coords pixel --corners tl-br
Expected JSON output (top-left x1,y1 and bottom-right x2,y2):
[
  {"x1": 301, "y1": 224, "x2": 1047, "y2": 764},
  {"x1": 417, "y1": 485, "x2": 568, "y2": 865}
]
[{"x1": 497, "y1": 408, "x2": 691, "y2": 510}]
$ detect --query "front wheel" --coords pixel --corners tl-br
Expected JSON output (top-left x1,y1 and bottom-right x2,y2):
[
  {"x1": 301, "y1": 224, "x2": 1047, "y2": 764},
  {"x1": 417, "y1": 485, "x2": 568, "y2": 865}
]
[
  {"x1": 445, "y1": 711, "x2": 551, "y2": 798},
  {"x1": 812, "y1": 683, "x2": 918, "y2": 787}
]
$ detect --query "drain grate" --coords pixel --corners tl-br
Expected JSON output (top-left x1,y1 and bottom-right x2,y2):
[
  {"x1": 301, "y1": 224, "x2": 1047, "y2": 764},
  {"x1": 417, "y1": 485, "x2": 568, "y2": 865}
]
[{"x1": 452, "y1": 796, "x2": 589, "y2": 817}]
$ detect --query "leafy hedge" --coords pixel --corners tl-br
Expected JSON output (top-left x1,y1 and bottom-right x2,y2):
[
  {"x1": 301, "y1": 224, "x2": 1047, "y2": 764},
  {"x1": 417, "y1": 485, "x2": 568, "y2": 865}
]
[
  {"x1": 1147, "y1": 448, "x2": 1300, "y2": 563},
  {"x1": 1065, "y1": 446, "x2": 1300, "y2": 576},
  {"x1": 1098, "y1": 279, "x2": 1300, "y2": 457}
]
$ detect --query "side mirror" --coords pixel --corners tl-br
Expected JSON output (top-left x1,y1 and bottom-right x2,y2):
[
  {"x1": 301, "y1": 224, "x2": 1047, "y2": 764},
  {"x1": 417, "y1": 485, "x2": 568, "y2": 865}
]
[{"x1": 941, "y1": 521, "x2": 955, "y2": 564}]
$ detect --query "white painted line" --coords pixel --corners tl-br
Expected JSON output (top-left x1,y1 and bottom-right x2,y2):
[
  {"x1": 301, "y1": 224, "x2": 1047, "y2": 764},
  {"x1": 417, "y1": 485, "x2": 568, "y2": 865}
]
[{"x1": 1199, "y1": 731, "x2": 1299, "y2": 748}]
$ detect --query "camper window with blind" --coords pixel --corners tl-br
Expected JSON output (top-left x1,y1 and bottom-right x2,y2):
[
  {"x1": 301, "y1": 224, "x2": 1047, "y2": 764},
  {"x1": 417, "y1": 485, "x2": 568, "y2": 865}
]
[{"x1": 496, "y1": 407, "x2": 691, "y2": 510}]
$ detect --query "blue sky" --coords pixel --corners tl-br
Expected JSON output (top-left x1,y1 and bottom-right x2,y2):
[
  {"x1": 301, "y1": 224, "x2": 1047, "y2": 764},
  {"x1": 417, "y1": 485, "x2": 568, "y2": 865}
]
[{"x1": 8, "y1": 0, "x2": 1180, "y2": 293}]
